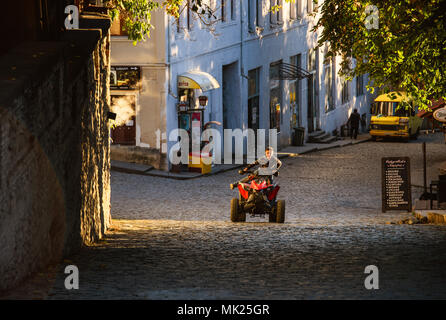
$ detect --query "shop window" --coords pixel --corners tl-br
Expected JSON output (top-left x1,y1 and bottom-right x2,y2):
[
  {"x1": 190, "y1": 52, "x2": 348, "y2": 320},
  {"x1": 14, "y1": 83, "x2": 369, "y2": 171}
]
[
  {"x1": 289, "y1": 54, "x2": 302, "y2": 127},
  {"x1": 270, "y1": 61, "x2": 282, "y2": 132},
  {"x1": 178, "y1": 88, "x2": 196, "y2": 110}
]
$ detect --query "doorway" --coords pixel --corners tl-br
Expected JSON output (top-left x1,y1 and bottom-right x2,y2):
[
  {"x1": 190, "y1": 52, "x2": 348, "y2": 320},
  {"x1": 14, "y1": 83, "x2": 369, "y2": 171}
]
[
  {"x1": 307, "y1": 74, "x2": 318, "y2": 133},
  {"x1": 110, "y1": 95, "x2": 136, "y2": 145}
]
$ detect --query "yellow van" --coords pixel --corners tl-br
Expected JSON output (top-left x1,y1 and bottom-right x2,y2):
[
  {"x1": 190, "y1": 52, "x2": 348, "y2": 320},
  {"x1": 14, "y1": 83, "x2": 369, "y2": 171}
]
[{"x1": 369, "y1": 92, "x2": 423, "y2": 141}]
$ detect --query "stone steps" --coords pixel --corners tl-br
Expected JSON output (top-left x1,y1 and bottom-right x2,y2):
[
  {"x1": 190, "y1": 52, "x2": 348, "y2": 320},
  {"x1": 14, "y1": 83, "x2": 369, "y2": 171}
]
[{"x1": 307, "y1": 130, "x2": 338, "y2": 144}]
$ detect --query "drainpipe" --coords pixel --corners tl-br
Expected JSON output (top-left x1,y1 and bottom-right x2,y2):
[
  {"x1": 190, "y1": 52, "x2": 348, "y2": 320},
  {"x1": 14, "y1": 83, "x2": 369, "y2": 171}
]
[
  {"x1": 240, "y1": 1, "x2": 249, "y2": 81},
  {"x1": 166, "y1": 15, "x2": 177, "y2": 170},
  {"x1": 167, "y1": 15, "x2": 176, "y2": 99},
  {"x1": 240, "y1": 0, "x2": 248, "y2": 133}
]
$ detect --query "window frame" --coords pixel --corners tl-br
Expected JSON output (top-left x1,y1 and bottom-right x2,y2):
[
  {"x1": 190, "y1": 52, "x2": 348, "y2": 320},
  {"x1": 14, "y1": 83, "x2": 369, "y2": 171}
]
[
  {"x1": 248, "y1": 0, "x2": 262, "y2": 31},
  {"x1": 307, "y1": 0, "x2": 313, "y2": 14},
  {"x1": 289, "y1": 54, "x2": 302, "y2": 127},
  {"x1": 356, "y1": 74, "x2": 364, "y2": 97},
  {"x1": 269, "y1": 60, "x2": 283, "y2": 131},
  {"x1": 248, "y1": 68, "x2": 261, "y2": 130},
  {"x1": 221, "y1": 0, "x2": 226, "y2": 22},
  {"x1": 341, "y1": 79, "x2": 351, "y2": 105},
  {"x1": 324, "y1": 58, "x2": 335, "y2": 113}
]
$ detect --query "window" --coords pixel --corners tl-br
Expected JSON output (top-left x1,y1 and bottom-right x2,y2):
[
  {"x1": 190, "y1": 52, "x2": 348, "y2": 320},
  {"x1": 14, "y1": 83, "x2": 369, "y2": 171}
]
[
  {"x1": 373, "y1": 102, "x2": 407, "y2": 116},
  {"x1": 111, "y1": 13, "x2": 128, "y2": 36},
  {"x1": 221, "y1": 0, "x2": 226, "y2": 22},
  {"x1": 356, "y1": 74, "x2": 364, "y2": 96},
  {"x1": 176, "y1": 1, "x2": 192, "y2": 32},
  {"x1": 307, "y1": 49, "x2": 316, "y2": 71},
  {"x1": 231, "y1": 0, "x2": 236, "y2": 20},
  {"x1": 298, "y1": 0, "x2": 304, "y2": 17},
  {"x1": 290, "y1": 0, "x2": 303, "y2": 20},
  {"x1": 256, "y1": 0, "x2": 261, "y2": 26},
  {"x1": 187, "y1": 0, "x2": 191, "y2": 30},
  {"x1": 290, "y1": 0, "x2": 296, "y2": 20},
  {"x1": 278, "y1": 0, "x2": 283, "y2": 22},
  {"x1": 270, "y1": 61, "x2": 282, "y2": 132},
  {"x1": 324, "y1": 59, "x2": 334, "y2": 112},
  {"x1": 248, "y1": 68, "x2": 261, "y2": 130},
  {"x1": 270, "y1": 0, "x2": 283, "y2": 25},
  {"x1": 341, "y1": 80, "x2": 350, "y2": 104},
  {"x1": 248, "y1": 0, "x2": 261, "y2": 31},
  {"x1": 307, "y1": 0, "x2": 313, "y2": 14},
  {"x1": 306, "y1": 49, "x2": 318, "y2": 132},
  {"x1": 289, "y1": 54, "x2": 302, "y2": 127}
]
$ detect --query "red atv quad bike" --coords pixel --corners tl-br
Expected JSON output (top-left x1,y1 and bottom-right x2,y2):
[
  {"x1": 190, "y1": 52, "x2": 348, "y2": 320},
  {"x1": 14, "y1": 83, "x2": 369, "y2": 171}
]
[{"x1": 230, "y1": 169, "x2": 285, "y2": 223}]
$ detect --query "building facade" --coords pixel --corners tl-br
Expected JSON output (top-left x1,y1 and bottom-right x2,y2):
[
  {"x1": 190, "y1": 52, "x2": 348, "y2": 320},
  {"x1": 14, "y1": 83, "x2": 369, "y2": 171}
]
[{"x1": 110, "y1": 0, "x2": 374, "y2": 170}]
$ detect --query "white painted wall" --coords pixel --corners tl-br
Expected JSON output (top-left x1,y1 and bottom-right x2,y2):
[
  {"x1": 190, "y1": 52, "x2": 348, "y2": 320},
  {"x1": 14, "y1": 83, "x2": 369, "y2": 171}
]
[{"x1": 112, "y1": 0, "x2": 375, "y2": 169}]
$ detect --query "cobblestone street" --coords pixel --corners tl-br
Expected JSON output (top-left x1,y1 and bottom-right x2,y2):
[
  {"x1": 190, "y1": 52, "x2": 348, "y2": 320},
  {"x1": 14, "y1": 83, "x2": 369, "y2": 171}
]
[{"x1": 18, "y1": 134, "x2": 446, "y2": 299}]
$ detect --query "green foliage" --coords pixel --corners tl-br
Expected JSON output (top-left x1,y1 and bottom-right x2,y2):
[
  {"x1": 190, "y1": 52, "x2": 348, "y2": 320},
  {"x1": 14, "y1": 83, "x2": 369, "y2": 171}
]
[
  {"x1": 104, "y1": 0, "x2": 213, "y2": 45},
  {"x1": 313, "y1": 0, "x2": 446, "y2": 110}
]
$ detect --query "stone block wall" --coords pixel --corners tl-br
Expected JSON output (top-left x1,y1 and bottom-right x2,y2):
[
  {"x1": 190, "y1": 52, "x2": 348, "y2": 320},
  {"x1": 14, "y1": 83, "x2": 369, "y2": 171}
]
[
  {"x1": 111, "y1": 145, "x2": 168, "y2": 171},
  {"x1": 0, "y1": 14, "x2": 111, "y2": 292}
]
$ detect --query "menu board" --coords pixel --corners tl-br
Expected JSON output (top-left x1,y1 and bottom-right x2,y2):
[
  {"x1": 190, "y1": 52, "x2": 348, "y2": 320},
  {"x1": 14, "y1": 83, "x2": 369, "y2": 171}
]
[{"x1": 382, "y1": 157, "x2": 412, "y2": 212}]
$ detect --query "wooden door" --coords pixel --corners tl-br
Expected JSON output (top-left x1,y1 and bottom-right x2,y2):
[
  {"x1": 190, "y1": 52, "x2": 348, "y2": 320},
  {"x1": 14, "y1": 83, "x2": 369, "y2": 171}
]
[{"x1": 111, "y1": 95, "x2": 136, "y2": 145}]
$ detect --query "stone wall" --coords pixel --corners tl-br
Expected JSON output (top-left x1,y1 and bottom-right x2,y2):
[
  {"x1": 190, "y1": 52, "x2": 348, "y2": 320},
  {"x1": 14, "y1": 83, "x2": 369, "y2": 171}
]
[
  {"x1": 111, "y1": 145, "x2": 168, "y2": 171},
  {"x1": 0, "y1": 14, "x2": 111, "y2": 292}
]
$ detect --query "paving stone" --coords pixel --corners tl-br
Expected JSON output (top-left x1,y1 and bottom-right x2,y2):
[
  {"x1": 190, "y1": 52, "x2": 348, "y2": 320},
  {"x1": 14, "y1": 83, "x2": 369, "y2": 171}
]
[{"x1": 4, "y1": 133, "x2": 446, "y2": 300}]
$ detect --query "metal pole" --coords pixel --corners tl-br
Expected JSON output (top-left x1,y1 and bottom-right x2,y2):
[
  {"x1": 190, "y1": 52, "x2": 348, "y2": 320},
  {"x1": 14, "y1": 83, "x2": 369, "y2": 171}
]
[{"x1": 423, "y1": 141, "x2": 427, "y2": 194}]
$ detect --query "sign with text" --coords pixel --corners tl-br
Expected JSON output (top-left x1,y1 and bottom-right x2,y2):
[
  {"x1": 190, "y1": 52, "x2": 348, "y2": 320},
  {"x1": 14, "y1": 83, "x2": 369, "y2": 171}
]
[
  {"x1": 110, "y1": 66, "x2": 140, "y2": 90},
  {"x1": 433, "y1": 107, "x2": 446, "y2": 123},
  {"x1": 382, "y1": 157, "x2": 412, "y2": 212}
]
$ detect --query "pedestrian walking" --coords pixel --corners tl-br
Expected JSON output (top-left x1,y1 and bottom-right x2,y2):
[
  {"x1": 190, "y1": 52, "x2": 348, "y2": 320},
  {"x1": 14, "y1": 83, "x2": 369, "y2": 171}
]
[{"x1": 347, "y1": 109, "x2": 361, "y2": 139}]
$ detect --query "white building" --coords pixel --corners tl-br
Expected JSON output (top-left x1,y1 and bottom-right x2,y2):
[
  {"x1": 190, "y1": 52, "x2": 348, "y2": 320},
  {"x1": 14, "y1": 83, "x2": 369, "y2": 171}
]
[{"x1": 110, "y1": 0, "x2": 374, "y2": 170}]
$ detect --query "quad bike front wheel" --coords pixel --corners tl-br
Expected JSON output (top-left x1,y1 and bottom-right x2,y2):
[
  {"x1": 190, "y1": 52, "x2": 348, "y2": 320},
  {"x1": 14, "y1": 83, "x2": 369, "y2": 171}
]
[
  {"x1": 276, "y1": 200, "x2": 285, "y2": 223},
  {"x1": 230, "y1": 198, "x2": 246, "y2": 222}
]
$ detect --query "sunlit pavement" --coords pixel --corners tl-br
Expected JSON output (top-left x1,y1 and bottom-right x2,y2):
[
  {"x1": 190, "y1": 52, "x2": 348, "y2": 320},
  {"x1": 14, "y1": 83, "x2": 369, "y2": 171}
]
[
  {"x1": 12, "y1": 133, "x2": 446, "y2": 299},
  {"x1": 43, "y1": 219, "x2": 445, "y2": 299}
]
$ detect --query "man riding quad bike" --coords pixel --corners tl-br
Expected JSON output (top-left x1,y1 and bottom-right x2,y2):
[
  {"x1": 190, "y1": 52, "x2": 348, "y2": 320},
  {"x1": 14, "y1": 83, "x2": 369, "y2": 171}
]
[{"x1": 229, "y1": 147, "x2": 285, "y2": 223}]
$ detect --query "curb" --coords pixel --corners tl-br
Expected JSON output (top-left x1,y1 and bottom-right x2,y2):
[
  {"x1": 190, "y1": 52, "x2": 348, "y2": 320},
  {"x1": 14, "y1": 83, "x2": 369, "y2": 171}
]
[
  {"x1": 414, "y1": 211, "x2": 446, "y2": 224},
  {"x1": 111, "y1": 137, "x2": 371, "y2": 180}
]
